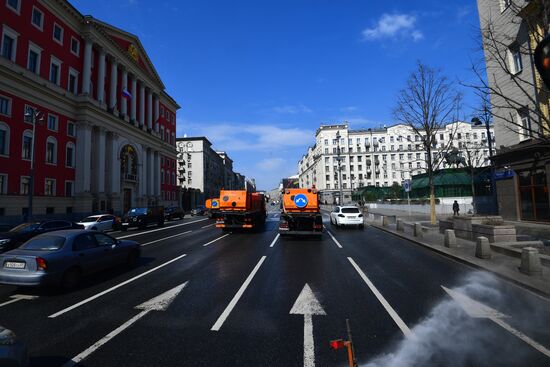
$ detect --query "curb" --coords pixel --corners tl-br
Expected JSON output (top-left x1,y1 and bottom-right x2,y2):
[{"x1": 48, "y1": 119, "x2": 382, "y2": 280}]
[{"x1": 369, "y1": 223, "x2": 550, "y2": 300}]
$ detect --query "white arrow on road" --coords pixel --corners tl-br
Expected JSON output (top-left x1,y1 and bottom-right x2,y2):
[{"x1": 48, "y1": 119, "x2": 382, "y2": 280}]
[
  {"x1": 0, "y1": 294, "x2": 38, "y2": 308},
  {"x1": 290, "y1": 284, "x2": 326, "y2": 367},
  {"x1": 63, "y1": 281, "x2": 189, "y2": 367},
  {"x1": 442, "y1": 286, "x2": 550, "y2": 358}
]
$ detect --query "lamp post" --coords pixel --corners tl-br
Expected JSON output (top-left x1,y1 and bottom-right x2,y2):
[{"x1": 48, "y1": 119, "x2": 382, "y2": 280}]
[
  {"x1": 336, "y1": 130, "x2": 343, "y2": 205},
  {"x1": 471, "y1": 116, "x2": 496, "y2": 214},
  {"x1": 24, "y1": 108, "x2": 44, "y2": 221}
]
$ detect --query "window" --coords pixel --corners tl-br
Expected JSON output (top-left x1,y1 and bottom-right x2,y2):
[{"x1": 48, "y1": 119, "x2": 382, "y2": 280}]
[
  {"x1": 22, "y1": 131, "x2": 32, "y2": 160},
  {"x1": 0, "y1": 95, "x2": 11, "y2": 116},
  {"x1": 1, "y1": 25, "x2": 18, "y2": 62},
  {"x1": 66, "y1": 143, "x2": 75, "y2": 167},
  {"x1": 70, "y1": 37, "x2": 80, "y2": 57},
  {"x1": 94, "y1": 233, "x2": 116, "y2": 246},
  {"x1": 45, "y1": 179, "x2": 55, "y2": 196},
  {"x1": 49, "y1": 57, "x2": 61, "y2": 85},
  {"x1": 65, "y1": 181, "x2": 73, "y2": 197},
  {"x1": 52, "y1": 23, "x2": 63, "y2": 45},
  {"x1": 6, "y1": 0, "x2": 20, "y2": 14},
  {"x1": 518, "y1": 108, "x2": 532, "y2": 138},
  {"x1": 31, "y1": 6, "x2": 44, "y2": 31},
  {"x1": 161, "y1": 169, "x2": 164, "y2": 184},
  {"x1": 47, "y1": 114, "x2": 58, "y2": 131},
  {"x1": 27, "y1": 43, "x2": 42, "y2": 74},
  {"x1": 45, "y1": 137, "x2": 57, "y2": 164},
  {"x1": 0, "y1": 122, "x2": 9, "y2": 156},
  {"x1": 20, "y1": 176, "x2": 29, "y2": 194},
  {"x1": 68, "y1": 68, "x2": 79, "y2": 94},
  {"x1": 67, "y1": 122, "x2": 75, "y2": 137},
  {"x1": 508, "y1": 44, "x2": 523, "y2": 74},
  {"x1": 0, "y1": 174, "x2": 6, "y2": 194},
  {"x1": 73, "y1": 233, "x2": 97, "y2": 251}
]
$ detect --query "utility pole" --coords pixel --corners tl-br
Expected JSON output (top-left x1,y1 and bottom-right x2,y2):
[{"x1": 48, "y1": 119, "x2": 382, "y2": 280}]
[
  {"x1": 25, "y1": 108, "x2": 44, "y2": 221},
  {"x1": 336, "y1": 130, "x2": 343, "y2": 205}
]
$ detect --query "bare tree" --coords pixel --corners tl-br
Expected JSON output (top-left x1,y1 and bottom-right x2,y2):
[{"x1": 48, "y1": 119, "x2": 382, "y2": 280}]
[
  {"x1": 459, "y1": 141, "x2": 491, "y2": 215},
  {"x1": 468, "y1": 0, "x2": 550, "y2": 144},
  {"x1": 393, "y1": 62, "x2": 463, "y2": 224}
]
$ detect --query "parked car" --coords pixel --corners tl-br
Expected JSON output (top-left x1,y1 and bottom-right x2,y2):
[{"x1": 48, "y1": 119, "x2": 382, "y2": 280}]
[
  {"x1": 121, "y1": 206, "x2": 164, "y2": 231},
  {"x1": 0, "y1": 220, "x2": 84, "y2": 253},
  {"x1": 0, "y1": 325, "x2": 28, "y2": 367},
  {"x1": 330, "y1": 206, "x2": 364, "y2": 229},
  {"x1": 77, "y1": 214, "x2": 120, "y2": 231},
  {"x1": 164, "y1": 206, "x2": 184, "y2": 221},
  {"x1": 190, "y1": 205, "x2": 207, "y2": 216},
  {"x1": 0, "y1": 230, "x2": 140, "y2": 288}
]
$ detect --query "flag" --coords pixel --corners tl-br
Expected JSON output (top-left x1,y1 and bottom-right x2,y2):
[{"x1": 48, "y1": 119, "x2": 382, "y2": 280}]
[{"x1": 121, "y1": 88, "x2": 132, "y2": 100}]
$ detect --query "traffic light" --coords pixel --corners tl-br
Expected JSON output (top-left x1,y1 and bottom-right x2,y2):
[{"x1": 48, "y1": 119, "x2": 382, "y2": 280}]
[{"x1": 534, "y1": 34, "x2": 550, "y2": 89}]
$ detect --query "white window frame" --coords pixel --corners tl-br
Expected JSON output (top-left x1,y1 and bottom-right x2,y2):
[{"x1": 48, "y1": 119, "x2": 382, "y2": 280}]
[
  {"x1": 65, "y1": 180, "x2": 74, "y2": 197},
  {"x1": 70, "y1": 36, "x2": 80, "y2": 57},
  {"x1": 65, "y1": 142, "x2": 75, "y2": 168},
  {"x1": 508, "y1": 44, "x2": 523, "y2": 74},
  {"x1": 47, "y1": 113, "x2": 58, "y2": 131},
  {"x1": 49, "y1": 56, "x2": 62, "y2": 86},
  {"x1": 6, "y1": 0, "x2": 21, "y2": 14},
  {"x1": 517, "y1": 108, "x2": 532, "y2": 139},
  {"x1": 45, "y1": 136, "x2": 57, "y2": 165},
  {"x1": 1, "y1": 25, "x2": 18, "y2": 63},
  {"x1": 27, "y1": 42, "x2": 42, "y2": 75},
  {"x1": 44, "y1": 178, "x2": 56, "y2": 196},
  {"x1": 68, "y1": 67, "x2": 79, "y2": 94},
  {"x1": 0, "y1": 173, "x2": 7, "y2": 194},
  {"x1": 0, "y1": 121, "x2": 10, "y2": 157},
  {"x1": 20, "y1": 175, "x2": 29, "y2": 195},
  {"x1": 0, "y1": 94, "x2": 12, "y2": 117},
  {"x1": 67, "y1": 121, "x2": 75, "y2": 137},
  {"x1": 31, "y1": 6, "x2": 44, "y2": 31},
  {"x1": 21, "y1": 129, "x2": 32, "y2": 160},
  {"x1": 52, "y1": 22, "x2": 64, "y2": 45}
]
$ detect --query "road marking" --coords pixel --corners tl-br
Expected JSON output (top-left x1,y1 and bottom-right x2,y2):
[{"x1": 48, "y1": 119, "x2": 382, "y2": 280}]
[
  {"x1": 201, "y1": 223, "x2": 216, "y2": 228},
  {"x1": 290, "y1": 284, "x2": 326, "y2": 367},
  {"x1": 211, "y1": 256, "x2": 267, "y2": 331},
  {"x1": 326, "y1": 230, "x2": 343, "y2": 248},
  {"x1": 0, "y1": 294, "x2": 38, "y2": 308},
  {"x1": 269, "y1": 233, "x2": 280, "y2": 248},
  {"x1": 140, "y1": 230, "x2": 192, "y2": 247},
  {"x1": 348, "y1": 257, "x2": 412, "y2": 337},
  {"x1": 203, "y1": 233, "x2": 230, "y2": 247},
  {"x1": 63, "y1": 282, "x2": 188, "y2": 367},
  {"x1": 442, "y1": 286, "x2": 550, "y2": 358},
  {"x1": 48, "y1": 253, "x2": 188, "y2": 318},
  {"x1": 116, "y1": 218, "x2": 208, "y2": 239}
]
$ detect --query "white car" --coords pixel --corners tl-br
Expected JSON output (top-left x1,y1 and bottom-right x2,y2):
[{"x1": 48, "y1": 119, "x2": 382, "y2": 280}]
[
  {"x1": 330, "y1": 206, "x2": 364, "y2": 228},
  {"x1": 77, "y1": 214, "x2": 118, "y2": 232}
]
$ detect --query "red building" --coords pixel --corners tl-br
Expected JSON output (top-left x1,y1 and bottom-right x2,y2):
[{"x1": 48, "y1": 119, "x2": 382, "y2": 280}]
[{"x1": 0, "y1": 0, "x2": 180, "y2": 221}]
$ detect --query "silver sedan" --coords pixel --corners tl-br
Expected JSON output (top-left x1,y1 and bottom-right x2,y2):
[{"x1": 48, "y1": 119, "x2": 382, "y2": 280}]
[{"x1": 0, "y1": 230, "x2": 140, "y2": 288}]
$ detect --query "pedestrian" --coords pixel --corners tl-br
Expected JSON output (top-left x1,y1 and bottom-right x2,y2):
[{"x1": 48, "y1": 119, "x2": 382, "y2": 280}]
[{"x1": 453, "y1": 200, "x2": 460, "y2": 216}]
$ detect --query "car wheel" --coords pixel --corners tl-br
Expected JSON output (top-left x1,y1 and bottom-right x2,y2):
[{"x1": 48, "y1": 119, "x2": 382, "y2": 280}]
[
  {"x1": 61, "y1": 267, "x2": 81, "y2": 289},
  {"x1": 126, "y1": 250, "x2": 139, "y2": 268}
]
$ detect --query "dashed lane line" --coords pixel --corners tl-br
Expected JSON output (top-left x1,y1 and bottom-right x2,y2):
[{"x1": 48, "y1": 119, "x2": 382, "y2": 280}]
[
  {"x1": 115, "y1": 218, "x2": 209, "y2": 239},
  {"x1": 140, "y1": 230, "x2": 193, "y2": 247},
  {"x1": 201, "y1": 223, "x2": 216, "y2": 229},
  {"x1": 326, "y1": 230, "x2": 343, "y2": 248},
  {"x1": 269, "y1": 234, "x2": 280, "y2": 248},
  {"x1": 203, "y1": 234, "x2": 231, "y2": 247}
]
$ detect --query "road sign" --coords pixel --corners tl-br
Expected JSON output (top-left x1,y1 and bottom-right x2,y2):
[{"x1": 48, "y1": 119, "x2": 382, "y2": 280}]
[
  {"x1": 403, "y1": 179, "x2": 411, "y2": 193},
  {"x1": 212, "y1": 199, "x2": 219, "y2": 208},
  {"x1": 294, "y1": 194, "x2": 308, "y2": 208}
]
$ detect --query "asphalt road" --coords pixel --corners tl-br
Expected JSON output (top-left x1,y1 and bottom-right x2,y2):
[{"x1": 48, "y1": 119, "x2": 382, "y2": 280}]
[{"x1": 1, "y1": 210, "x2": 550, "y2": 367}]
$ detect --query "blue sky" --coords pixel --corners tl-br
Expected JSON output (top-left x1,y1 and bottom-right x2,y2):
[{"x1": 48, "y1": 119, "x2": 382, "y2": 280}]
[{"x1": 71, "y1": 0, "x2": 483, "y2": 190}]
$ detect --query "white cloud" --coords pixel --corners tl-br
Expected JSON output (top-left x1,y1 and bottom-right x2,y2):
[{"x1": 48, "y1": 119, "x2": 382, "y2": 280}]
[
  {"x1": 272, "y1": 104, "x2": 313, "y2": 114},
  {"x1": 362, "y1": 13, "x2": 423, "y2": 42},
  {"x1": 257, "y1": 158, "x2": 285, "y2": 171}
]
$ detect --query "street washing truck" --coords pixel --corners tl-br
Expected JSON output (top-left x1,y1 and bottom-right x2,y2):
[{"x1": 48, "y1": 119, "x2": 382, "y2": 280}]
[
  {"x1": 279, "y1": 188, "x2": 323, "y2": 237},
  {"x1": 216, "y1": 190, "x2": 266, "y2": 230},
  {"x1": 205, "y1": 198, "x2": 220, "y2": 219}
]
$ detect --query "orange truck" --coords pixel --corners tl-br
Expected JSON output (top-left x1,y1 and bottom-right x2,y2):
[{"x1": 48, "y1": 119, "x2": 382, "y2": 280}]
[
  {"x1": 216, "y1": 190, "x2": 266, "y2": 230},
  {"x1": 279, "y1": 188, "x2": 323, "y2": 237},
  {"x1": 205, "y1": 198, "x2": 220, "y2": 219}
]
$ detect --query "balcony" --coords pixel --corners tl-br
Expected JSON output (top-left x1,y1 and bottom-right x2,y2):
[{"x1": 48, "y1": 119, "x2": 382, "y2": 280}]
[{"x1": 124, "y1": 173, "x2": 138, "y2": 182}]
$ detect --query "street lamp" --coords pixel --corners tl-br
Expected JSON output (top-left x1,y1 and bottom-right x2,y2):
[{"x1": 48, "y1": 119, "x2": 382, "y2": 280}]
[
  {"x1": 24, "y1": 108, "x2": 44, "y2": 221},
  {"x1": 471, "y1": 116, "x2": 496, "y2": 214}
]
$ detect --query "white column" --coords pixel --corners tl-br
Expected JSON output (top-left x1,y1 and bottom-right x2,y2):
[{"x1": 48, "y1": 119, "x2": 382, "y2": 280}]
[
  {"x1": 139, "y1": 145, "x2": 147, "y2": 197},
  {"x1": 82, "y1": 39, "x2": 93, "y2": 95},
  {"x1": 139, "y1": 83, "x2": 145, "y2": 127},
  {"x1": 109, "y1": 133, "x2": 120, "y2": 195},
  {"x1": 130, "y1": 76, "x2": 137, "y2": 122},
  {"x1": 75, "y1": 122, "x2": 92, "y2": 193},
  {"x1": 121, "y1": 67, "x2": 128, "y2": 117},
  {"x1": 154, "y1": 151, "x2": 161, "y2": 196},
  {"x1": 96, "y1": 127, "x2": 106, "y2": 193},
  {"x1": 109, "y1": 58, "x2": 118, "y2": 111},
  {"x1": 147, "y1": 89, "x2": 153, "y2": 131},
  {"x1": 154, "y1": 95, "x2": 160, "y2": 132},
  {"x1": 148, "y1": 149, "x2": 154, "y2": 196},
  {"x1": 97, "y1": 49, "x2": 106, "y2": 104}
]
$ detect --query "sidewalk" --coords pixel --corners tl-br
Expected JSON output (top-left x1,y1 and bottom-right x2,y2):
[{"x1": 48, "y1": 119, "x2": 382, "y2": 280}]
[{"x1": 363, "y1": 213, "x2": 550, "y2": 298}]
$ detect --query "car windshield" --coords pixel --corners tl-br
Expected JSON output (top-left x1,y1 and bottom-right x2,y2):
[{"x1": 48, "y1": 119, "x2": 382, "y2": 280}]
[
  {"x1": 128, "y1": 208, "x2": 147, "y2": 215},
  {"x1": 10, "y1": 223, "x2": 41, "y2": 233},
  {"x1": 80, "y1": 216, "x2": 99, "y2": 222},
  {"x1": 21, "y1": 235, "x2": 66, "y2": 251},
  {"x1": 342, "y1": 208, "x2": 360, "y2": 214}
]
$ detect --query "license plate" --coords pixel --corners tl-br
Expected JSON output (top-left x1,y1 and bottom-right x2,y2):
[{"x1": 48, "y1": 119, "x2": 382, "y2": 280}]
[
  {"x1": 4, "y1": 261, "x2": 25, "y2": 269},
  {"x1": 122, "y1": 223, "x2": 129, "y2": 226}
]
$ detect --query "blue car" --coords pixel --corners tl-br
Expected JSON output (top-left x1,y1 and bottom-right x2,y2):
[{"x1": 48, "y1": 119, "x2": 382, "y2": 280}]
[{"x1": 0, "y1": 230, "x2": 140, "y2": 288}]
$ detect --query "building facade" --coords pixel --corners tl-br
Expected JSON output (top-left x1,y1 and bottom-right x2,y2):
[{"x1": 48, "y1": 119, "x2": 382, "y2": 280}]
[
  {"x1": 0, "y1": 0, "x2": 180, "y2": 221},
  {"x1": 477, "y1": 0, "x2": 550, "y2": 221},
  {"x1": 298, "y1": 122, "x2": 494, "y2": 204}
]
